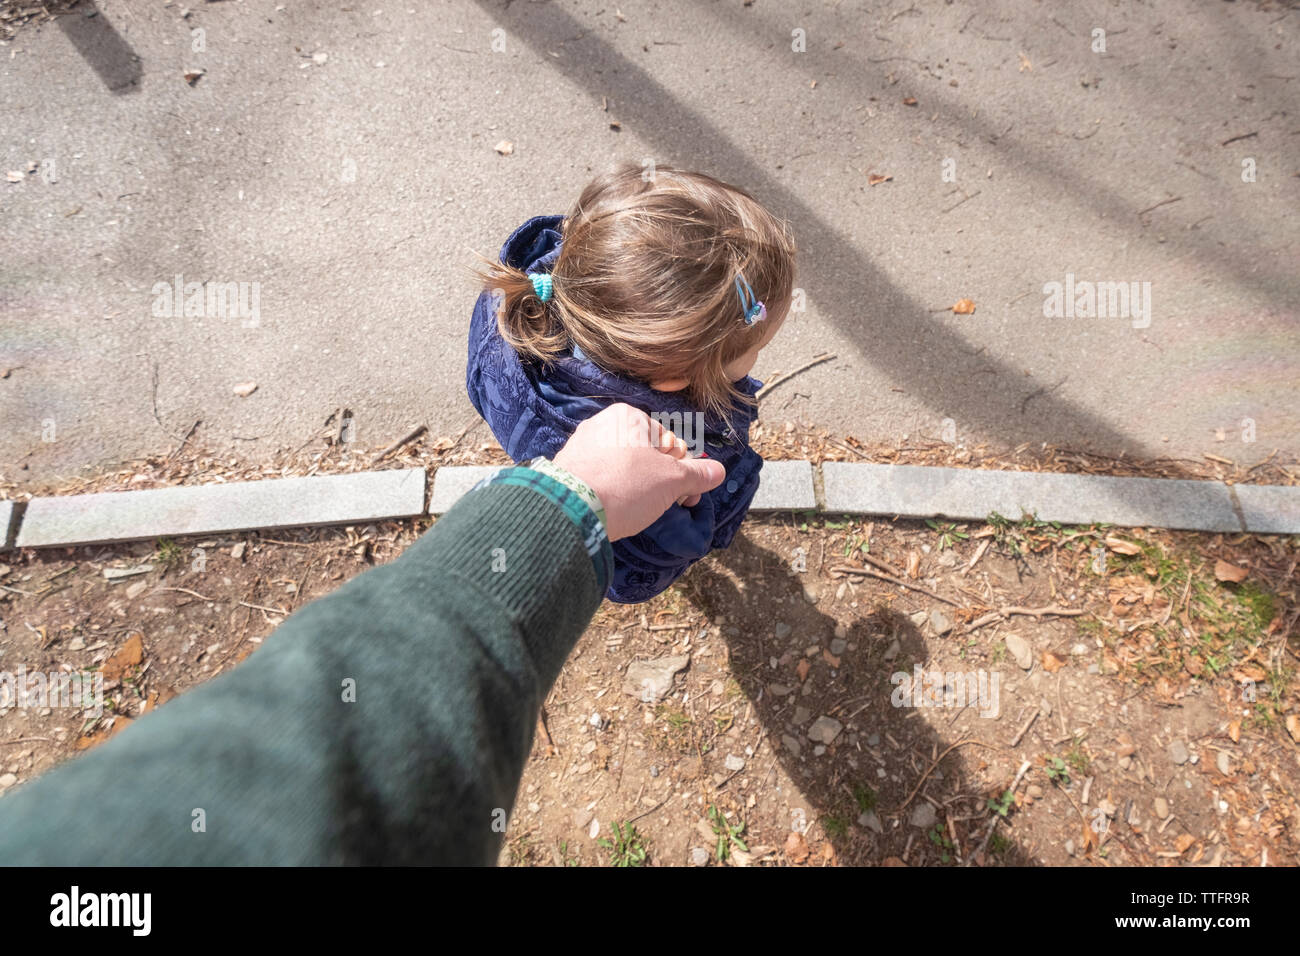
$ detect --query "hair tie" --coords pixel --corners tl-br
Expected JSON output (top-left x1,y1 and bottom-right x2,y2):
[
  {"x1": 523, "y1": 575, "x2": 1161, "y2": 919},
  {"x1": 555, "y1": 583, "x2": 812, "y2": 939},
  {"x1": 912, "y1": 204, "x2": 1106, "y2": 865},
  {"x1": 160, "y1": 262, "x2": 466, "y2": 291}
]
[
  {"x1": 735, "y1": 273, "x2": 766, "y2": 326},
  {"x1": 530, "y1": 273, "x2": 554, "y2": 303}
]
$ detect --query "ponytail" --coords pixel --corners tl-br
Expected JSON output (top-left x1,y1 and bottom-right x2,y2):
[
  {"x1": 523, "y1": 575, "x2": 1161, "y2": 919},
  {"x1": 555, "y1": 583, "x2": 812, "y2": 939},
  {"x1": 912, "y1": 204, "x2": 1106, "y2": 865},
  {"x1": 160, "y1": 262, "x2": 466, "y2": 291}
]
[{"x1": 476, "y1": 258, "x2": 568, "y2": 364}]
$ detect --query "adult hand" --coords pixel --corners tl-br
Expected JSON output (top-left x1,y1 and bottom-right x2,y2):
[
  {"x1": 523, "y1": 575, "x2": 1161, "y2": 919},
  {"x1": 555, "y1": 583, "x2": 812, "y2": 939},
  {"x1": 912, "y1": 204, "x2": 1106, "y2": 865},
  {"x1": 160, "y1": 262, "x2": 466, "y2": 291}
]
[{"x1": 553, "y1": 403, "x2": 726, "y2": 541}]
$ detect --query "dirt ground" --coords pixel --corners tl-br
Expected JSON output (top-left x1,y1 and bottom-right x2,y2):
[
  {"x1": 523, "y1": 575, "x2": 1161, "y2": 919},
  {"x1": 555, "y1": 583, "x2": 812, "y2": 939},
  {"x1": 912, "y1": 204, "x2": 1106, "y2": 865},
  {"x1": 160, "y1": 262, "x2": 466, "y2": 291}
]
[{"x1": 1, "y1": 434, "x2": 1296, "y2": 865}]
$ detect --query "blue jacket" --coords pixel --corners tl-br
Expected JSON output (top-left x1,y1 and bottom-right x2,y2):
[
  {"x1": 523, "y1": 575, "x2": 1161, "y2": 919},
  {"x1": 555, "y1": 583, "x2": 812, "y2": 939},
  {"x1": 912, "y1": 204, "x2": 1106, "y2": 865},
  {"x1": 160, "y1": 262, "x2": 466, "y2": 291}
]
[{"x1": 466, "y1": 215, "x2": 764, "y2": 603}]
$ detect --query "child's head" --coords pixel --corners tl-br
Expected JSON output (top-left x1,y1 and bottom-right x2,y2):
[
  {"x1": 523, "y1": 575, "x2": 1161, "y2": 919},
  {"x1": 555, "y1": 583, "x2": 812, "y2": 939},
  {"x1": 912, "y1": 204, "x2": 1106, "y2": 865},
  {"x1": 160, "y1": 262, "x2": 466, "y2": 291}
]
[{"x1": 483, "y1": 163, "x2": 796, "y2": 421}]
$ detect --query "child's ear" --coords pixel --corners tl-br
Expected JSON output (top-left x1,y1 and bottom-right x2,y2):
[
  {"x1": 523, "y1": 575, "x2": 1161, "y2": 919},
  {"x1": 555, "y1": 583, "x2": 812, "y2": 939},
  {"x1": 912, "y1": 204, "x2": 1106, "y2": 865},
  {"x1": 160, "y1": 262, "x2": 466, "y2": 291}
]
[{"x1": 650, "y1": 377, "x2": 690, "y2": 392}]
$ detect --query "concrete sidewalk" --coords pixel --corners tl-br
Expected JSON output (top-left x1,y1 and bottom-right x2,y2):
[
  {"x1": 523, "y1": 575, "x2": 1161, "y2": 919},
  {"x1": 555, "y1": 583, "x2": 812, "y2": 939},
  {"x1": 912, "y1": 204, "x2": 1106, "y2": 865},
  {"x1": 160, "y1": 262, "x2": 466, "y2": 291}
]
[{"x1": 2, "y1": 0, "x2": 1297, "y2": 483}]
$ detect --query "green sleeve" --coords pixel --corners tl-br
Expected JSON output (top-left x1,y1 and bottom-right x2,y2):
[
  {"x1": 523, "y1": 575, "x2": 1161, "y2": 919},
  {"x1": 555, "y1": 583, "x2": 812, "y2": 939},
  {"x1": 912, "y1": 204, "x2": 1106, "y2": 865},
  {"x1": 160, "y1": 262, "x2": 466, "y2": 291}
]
[{"x1": 0, "y1": 479, "x2": 607, "y2": 865}]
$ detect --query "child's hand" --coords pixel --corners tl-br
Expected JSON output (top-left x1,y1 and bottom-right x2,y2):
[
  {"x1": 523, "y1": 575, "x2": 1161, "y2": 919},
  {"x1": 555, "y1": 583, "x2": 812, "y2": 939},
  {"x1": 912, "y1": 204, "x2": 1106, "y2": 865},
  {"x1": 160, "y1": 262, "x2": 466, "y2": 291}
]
[{"x1": 553, "y1": 404, "x2": 725, "y2": 540}]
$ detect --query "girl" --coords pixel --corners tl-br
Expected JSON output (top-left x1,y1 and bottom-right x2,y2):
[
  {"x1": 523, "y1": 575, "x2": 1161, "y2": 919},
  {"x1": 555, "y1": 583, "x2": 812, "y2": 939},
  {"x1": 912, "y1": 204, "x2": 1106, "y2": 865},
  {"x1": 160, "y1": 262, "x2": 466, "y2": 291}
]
[{"x1": 467, "y1": 163, "x2": 796, "y2": 602}]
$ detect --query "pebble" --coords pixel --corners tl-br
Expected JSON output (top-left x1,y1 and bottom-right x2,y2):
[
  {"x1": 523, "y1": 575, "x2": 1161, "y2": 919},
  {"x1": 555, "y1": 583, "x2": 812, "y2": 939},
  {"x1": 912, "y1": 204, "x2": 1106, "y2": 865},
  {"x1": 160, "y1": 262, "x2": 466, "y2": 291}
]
[
  {"x1": 1065, "y1": 839, "x2": 1076, "y2": 856},
  {"x1": 768, "y1": 683, "x2": 792, "y2": 697},
  {"x1": 858, "y1": 811, "x2": 883, "y2": 834},
  {"x1": 1217, "y1": 751, "x2": 1231, "y2": 775},
  {"x1": 622, "y1": 654, "x2": 690, "y2": 702},
  {"x1": 813, "y1": 745, "x2": 826, "y2": 756},
  {"x1": 909, "y1": 802, "x2": 936, "y2": 829},
  {"x1": 803, "y1": 583, "x2": 820, "y2": 605},
  {"x1": 830, "y1": 638, "x2": 847, "y2": 656},
  {"x1": 909, "y1": 611, "x2": 928, "y2": 628},
  {"x1": 782, "y1": 734, "x2": 802, "y2": 757},
  {"x1": 867, "y1": 733, "x2": 880, "y2": 747},
  {"x1": 1168, "y1": 740, "x2": 1190, "y2": 766},
  {"x1": 1005, "y1": 634, "x2": 1033, "y2": 670},
  {"x1": 774, "y1": 622, "x2": 792, "y2": 640},
  {"x1": 1154, "y1": 796, "x2": 1170, "y2": 819},
  {"x1": 649, "y1": 765, "x2": 659, "y2": 778},
  {"x1": 588, "y1": 817, "x2": 601, "y2": 840},
  {"x1": 573, "y1": 808, "x2": 593, "y2": 829},
  {"x1": 0, "y1": 773, "x2": 16, "y2": 791},
  {"x1": 528, "y1": 802, "x2": 540, "y2": 814},
  {"x1": 808, "y1": 716, "x2": 844, "y2": 745},
  {"x1": 793, "y1": 705, "x2": 811, "y2": 725},
  {"x1": 1027, "y1": 784, "x2": 1044, "y2": 799},
  {"x1": 834, "y1": 623, "x2": 848, "y2": 640},
  {"x1": 929, "y1": 609, "x2": 953, "y2": 635},
  {"x1": 724, "y1": 754, "x2": 745, "y2": 772},
  {"x1": 690, "y1": 847, "x2": 710, "y2": 866}
]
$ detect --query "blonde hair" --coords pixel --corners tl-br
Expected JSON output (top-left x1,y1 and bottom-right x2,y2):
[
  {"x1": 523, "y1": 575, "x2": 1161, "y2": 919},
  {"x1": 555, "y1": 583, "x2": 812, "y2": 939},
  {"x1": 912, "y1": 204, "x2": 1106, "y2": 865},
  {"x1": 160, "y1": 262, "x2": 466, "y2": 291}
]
[{"x1": 478, "y1": 163, "x2": 796, "y2": 422}]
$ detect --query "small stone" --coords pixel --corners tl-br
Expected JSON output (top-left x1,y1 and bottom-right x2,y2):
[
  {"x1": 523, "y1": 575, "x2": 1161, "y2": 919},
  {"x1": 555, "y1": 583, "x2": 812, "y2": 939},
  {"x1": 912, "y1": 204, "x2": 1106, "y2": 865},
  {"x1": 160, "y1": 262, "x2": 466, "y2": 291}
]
[
  {"x1": 527, "y1": 801, "x2": 540, "y2": 814},
  {"x1": 808, "y1": 716, "x2": 843, "y2": 745},
  {"x1": 126, "y1": 581, "x2": 148, "y2": 600},
  {"x1": 588, "y1": 817, "x2": 601, "y2": 840},
  {"x1": 883, "y1": 638, "x2": 901, "y2": 661},
  {"x1": 231, "y1": 541, "x2": 246, "y2": 560},
  {"x1": 909, "y1": 802, "x2": 936, "y2": 829},
  {"x1": 867, "y1": 733, "x2": 880, "y2": 747},
  {"x1": 834, "y1": 623, "x2": 848, "y2": 640},
  {"x1": 830, "y1": 638, "x2": 847, "y2": 656},
  {"x1": 929, "y1": 609, "x2": 953, "y2": 635},
  {"x1": 937, "y1": 550, "x2": 958, "y2": 567},
  {"x1": 690, "y1": 846, "x2": 709, "y2": 866},
  {"x1": 622, "y1": 654, "x2": 690, "y2": 702},
  {"x1": 768, "y1": 683, "x2": 792, "y2": 697},
  {"x1": 813, "y1": 745, "x2": 826, "y2": 756},
  {"x1": 1087, "y1": 663, "x2": 1100, "y2": 675},
  {"x1": 909, "y1": 611, "x2": 928, "y2": 628},
  {"x1": 1168, "y1": 740, "x2": 1190, "y2": 766},
  {"x1": 1119, "y1": 755, "x2": 1132, "y2": 771},
  {"x1": 1005, "y1": 634, "x2": 1033, "y2": 670},
  {"x1": 1154, "y1": 796, "x2": 1170, "y2": 819},
  {"x1": 1071, "y1": 643, "x2": 1089, "y2": 656},
  {"x1": 782, "y1": 734, "x2": 802, "y2": 757},
  {"x1": 725, "y1": 754, "x2": 745, "y2": 772},
  {"x1": 793, "y1": 705, "x2": 811, "y2": 725},
  {"x1": 1027, "y1": 784, "x2": 1044, "y2": 799},
  {"x1": 573, "y1": 809, "x2": 593, "y2": 829},
  {"x1": 68, "y1": 637, "x2": 85, "y2": 651},
  {"x1": 774, "y1": 622, "x2": 792, "y2": 639},
  {"x1": 1217, "y1": 751, "x2": 1231, "y2": 775},
  {"x1": 0, "y1": 773, "x2": 16, "y2": 791},
  {"x1": 858, "y1": 811, "x2": 883, "y2": 834},
  {"x1": 804, "y1": 645, "x2": 820, "y2": 657},
  {"x1": 1065, "y1": 839, "x2": 1075, "y2": 857},
  {"x1": 803, "y1": 583, "x2": 820, "y2": 604},
  {"x1": 649, "y1": 765, "x2": 659, "y2": 778}
]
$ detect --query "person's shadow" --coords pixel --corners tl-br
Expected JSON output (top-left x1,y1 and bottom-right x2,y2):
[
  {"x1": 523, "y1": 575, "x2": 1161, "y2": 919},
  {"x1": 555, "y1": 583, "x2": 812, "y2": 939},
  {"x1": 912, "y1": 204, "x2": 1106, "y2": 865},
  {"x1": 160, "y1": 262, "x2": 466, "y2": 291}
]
[{"x1": 683, "y1": 527, "x2": 1036, "y2": 866}]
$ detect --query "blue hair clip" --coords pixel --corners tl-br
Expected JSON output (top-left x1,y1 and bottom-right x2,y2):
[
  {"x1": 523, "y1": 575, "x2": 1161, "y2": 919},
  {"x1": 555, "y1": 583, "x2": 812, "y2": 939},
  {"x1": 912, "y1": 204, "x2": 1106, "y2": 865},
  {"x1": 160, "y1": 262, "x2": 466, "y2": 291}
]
[
  {"x1": 530, "y1": 272, "x2": 554, "y2": 303},
  {"x1": 735, "y1": 274, "x2": 766, "y2": 326}
]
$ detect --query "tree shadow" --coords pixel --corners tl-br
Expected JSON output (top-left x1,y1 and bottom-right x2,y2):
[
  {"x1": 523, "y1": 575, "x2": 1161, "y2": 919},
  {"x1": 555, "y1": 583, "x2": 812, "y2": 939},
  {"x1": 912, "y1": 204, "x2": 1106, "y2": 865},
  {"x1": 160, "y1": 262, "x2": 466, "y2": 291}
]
[
  {"x1": 682, "y1": 528, "x2": 1037, "y2": 866},
  {"x1": 56, "y1": 2, "x2": 142, "y2": 94},
  {"x1": 472, "y1": 0, "x2": 1296, "y2": 462}
]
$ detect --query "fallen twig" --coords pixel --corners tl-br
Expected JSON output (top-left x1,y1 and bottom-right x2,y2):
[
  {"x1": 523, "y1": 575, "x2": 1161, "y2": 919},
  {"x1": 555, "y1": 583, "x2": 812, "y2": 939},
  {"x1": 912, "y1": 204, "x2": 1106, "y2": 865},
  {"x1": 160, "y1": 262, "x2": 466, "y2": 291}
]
[
  {"x1": 892, "y1": 737, "x2": 1006, "y2": 813},
  {"x1": 373, "y1": 424, "x2": 428, "y2": 462},
  {"x1": 829, "y1": 562, "x2": 962, "y2": 607},
  {"x1": 755, "y1": 352, "x2": 835, "y2": 401},
  {"x1": 967, "y1": 759, "x2": 1032, "y2": 866}
]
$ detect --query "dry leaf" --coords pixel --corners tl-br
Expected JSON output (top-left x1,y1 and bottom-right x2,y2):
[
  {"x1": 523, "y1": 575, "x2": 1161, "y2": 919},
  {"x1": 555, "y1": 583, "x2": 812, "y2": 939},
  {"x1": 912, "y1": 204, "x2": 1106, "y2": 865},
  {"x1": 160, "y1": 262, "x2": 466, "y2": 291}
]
[
  {"x1": 952, "y1": 298, "x2": 976, "y2": 314},
  {"x1": 784, "y1": 831, "x2": 810, "y2": 863},
  {"x1": 906, "y1": 551, "x2": 921, "y2": 579},
  {"x1": 608, "y1": 120, "x2": 622, "y2": 131},
  {"x1": 902, "y1": 96, "x2": 917, "y2": 106},
  {"x1": 1042, "y1": 651, "x2": 1067, "y2": 673},
  {"x1": 1174, "y1": 833, "x2": 1195, "y2": 854},
  {"x1": 1104, "y1": 536, "x2": 1142, "y2": 555},
  {"x1": 1018, "y1": 51, "x2": 1032, "y2": 72},
  {"x1": 232, "y1": 381, "x2": 258, "y2": 398},
  {"x1": 101, "y1": 632, "x2": 144, "y2": 682},
  {"x1": 5, "y1": 170, "x2": 23, "y2": 183},
  {"x1": 493, "y1": 140, "x2": 515, "y2": 156},
  {"x1": 183, "y1": 69, "x2": 205, "y2": 85},
  {"x1": 822, "y1": 649, "x2": 841, "y2": 668},
  {"x1": 796, "y1": 658, "x2": 811, "y2": 683},
  {"x1": 867, "y1": 172, "x2": 893, "y2": 186},
  {"x1": 881, "y1": 856, "x2": 907, "y2": 867},
  {"x1": 77, "y1": 716, "x2": 133, "y2": 751},
  {"x1": 1232, "y1": 664, "x2": 1266, "y2": 683},
  {"x1": 1227, "y1": 720, "x2": 1241, "y2": 743},
  {"x1": 1213, "y1": 559, "x2": 1247, "y2": 583},
  {"x1": 1285, "y1": 714, "x2": 1300, "y2": 744}
]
